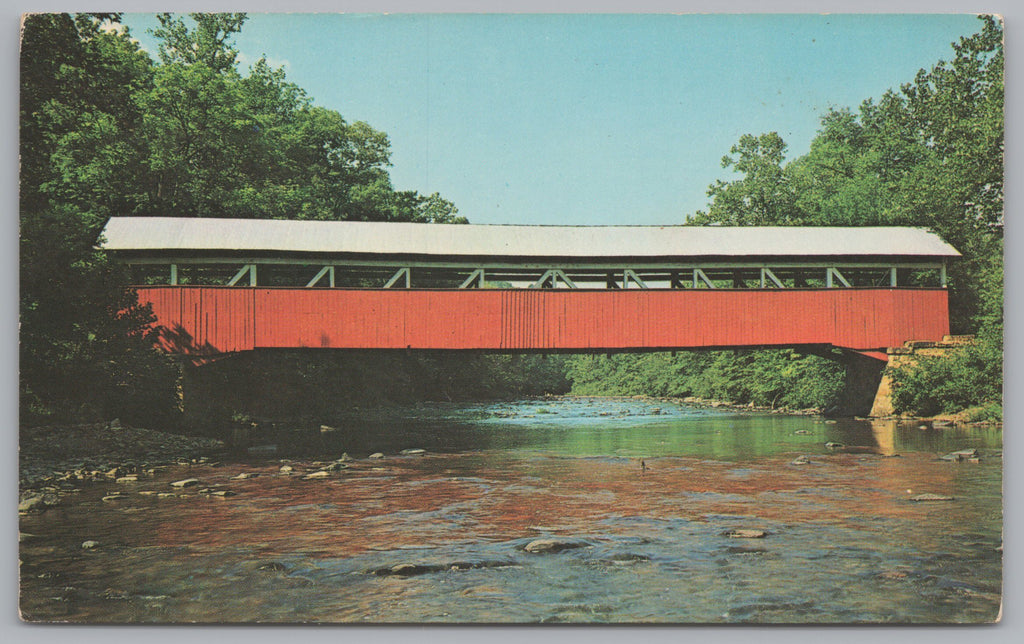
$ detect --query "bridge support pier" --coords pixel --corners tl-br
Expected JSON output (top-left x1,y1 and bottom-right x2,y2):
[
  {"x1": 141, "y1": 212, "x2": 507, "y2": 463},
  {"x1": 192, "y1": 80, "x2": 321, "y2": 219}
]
[
  {"x1": 867, "y1": 336, "x2": 975, "y2": 417},
  {"x1": 832, "y1": 351, "x2": 888, "y2": 418}
]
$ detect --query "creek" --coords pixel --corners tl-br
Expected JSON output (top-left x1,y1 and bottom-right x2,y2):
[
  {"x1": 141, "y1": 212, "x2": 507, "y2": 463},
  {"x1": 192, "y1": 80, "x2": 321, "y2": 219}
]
[{"x1": 19, "y1": 397, "x2": 1002, "y2": 623}]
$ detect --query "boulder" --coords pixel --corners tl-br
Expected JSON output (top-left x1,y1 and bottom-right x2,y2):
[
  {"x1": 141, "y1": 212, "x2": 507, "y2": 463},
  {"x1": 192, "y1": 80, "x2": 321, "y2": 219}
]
[
  {"x1": 722, "y1": 528, "x2": 769, "y2": 539},
  {"x1": 81, "y1": 540, "x2": 100, "y2": 549},
  {"x1": 941, "y1": 449, "x2": 979, "y2": 462},
  {"x1": 18, "y1": 495, "x2": 50, "y2": 513},
  {"x1": 909, "y1": 493, "x2": 954, "y2": 502},
  {"x1": 523, "y1": 539, "x2": 588, "y2": 554}
]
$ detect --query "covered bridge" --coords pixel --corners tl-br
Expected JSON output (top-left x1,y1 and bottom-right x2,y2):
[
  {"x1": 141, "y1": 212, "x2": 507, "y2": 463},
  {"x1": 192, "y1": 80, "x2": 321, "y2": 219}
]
[{"x1": 100, "y1": 217, "x2": 960, "y2": 357}]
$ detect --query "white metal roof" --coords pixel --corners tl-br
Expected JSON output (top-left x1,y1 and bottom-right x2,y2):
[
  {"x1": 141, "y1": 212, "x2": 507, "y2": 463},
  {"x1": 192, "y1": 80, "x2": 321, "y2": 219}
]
[{"x1": 99, "y1": 217, "x2": 961, "y2": 259}]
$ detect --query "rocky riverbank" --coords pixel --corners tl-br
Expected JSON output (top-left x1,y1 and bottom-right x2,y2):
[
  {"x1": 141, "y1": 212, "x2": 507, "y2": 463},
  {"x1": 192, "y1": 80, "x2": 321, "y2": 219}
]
[{"x1": 19, "y1": 421, "x2": 225, "y2": 494}]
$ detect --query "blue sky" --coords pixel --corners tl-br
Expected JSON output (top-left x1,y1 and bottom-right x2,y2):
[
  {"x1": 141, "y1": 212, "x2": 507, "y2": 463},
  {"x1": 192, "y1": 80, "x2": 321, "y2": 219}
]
[{"x1": 121, "y1": 13, "x2": 984, "y2": 226}]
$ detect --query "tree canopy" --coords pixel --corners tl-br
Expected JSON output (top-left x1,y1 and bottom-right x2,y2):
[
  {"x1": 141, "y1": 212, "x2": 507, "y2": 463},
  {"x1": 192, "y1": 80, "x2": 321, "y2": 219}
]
[
  {"x1": 576, "y1": 16, "x2": 1003, "y2": 416},
  {"x1": 19, "y1": 12, "x2": 464, "y2": 423}
]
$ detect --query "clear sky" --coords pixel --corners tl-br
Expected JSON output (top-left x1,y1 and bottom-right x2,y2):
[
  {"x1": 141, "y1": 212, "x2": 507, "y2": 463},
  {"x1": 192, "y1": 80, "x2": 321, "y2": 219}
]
[{"x1": 120, "y1": 12, "x2": 984, "y2": 226}]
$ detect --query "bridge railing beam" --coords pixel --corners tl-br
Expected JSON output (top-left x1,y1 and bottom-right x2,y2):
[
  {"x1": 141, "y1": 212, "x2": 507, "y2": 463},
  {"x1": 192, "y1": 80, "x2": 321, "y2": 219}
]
[
  {"x1": 306, "y1": 265, "x2": 335, "y2": 288},
  {"x1": 693, "y1": 268, "x2": 715, "y2": 288},
  {"x1": 827, "y1": 267, "x2": 851, "y2": 288},
  {"x1": 459, "y1": 268, "x2": 485, "y2": 288},
  {"x1": 383, "y1": 267, "x2": 411, "y2": 288},
  {"x1": 227, "y1": 264, "x2": 256, "y2": 286},
  {"x1": 623, "y1": 269, "x2": 648, "y2": 289}
]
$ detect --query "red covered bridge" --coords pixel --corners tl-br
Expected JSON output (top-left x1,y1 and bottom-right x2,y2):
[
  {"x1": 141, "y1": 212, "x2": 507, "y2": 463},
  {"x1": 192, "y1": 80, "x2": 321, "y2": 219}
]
[{"x1": 100, "y1": 217, "x2": 958, "y2": 360}]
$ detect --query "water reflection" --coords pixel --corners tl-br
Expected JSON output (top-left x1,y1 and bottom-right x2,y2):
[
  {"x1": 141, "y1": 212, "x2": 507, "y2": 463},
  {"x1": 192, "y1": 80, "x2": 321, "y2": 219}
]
[{"x1": 20, "y1": 398, "x2": 1002, "y2": 624}]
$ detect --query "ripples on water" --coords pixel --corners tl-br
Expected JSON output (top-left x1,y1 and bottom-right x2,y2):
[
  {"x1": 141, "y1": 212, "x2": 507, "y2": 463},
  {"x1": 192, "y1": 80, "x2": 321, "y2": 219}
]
[{"x1": 19, "y1": 398, "x2": 1002, "y2": 623}]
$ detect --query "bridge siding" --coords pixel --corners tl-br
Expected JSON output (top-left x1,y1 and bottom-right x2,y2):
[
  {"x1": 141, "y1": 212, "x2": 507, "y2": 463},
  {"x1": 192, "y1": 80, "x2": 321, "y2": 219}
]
[{"x1": 137, "y1": 287, "x2": 950, "y2": 355}]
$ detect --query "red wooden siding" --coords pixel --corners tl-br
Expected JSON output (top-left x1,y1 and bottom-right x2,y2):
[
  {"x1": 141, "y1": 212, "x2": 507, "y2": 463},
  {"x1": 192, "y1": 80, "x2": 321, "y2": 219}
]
[{"x1": 136, "y1": 287, "x2": 950, "y2": 355}]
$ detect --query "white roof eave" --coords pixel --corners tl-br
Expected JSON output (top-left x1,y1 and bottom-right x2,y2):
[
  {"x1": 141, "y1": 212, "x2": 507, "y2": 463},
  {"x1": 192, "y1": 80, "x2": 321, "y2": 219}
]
[{"x1": 99, "y1": 217, "x2": 962, "y2": 260}]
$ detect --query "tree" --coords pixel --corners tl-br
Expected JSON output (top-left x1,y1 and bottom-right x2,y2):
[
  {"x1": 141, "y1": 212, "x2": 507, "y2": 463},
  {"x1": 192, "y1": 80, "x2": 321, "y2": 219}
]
[
  {"x1": 19, "y1": 12, "x2": 468, "y2": 424},
  {"x1": 681, "y1": 16, "x2": 1003, "y2": 416},
  {"x1": 690, "y1": 132, "x2": 798, "y2": 225}
]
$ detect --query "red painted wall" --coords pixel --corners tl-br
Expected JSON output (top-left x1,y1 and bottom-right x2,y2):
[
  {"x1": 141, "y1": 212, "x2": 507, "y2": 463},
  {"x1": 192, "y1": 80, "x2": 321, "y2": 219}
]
[{"x1": 135, "y1": 287, "x2": 950, "y2": 355}]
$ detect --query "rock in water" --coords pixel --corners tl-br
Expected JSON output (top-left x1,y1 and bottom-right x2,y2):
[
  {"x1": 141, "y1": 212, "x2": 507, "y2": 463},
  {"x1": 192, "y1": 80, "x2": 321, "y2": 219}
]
[
  {"x1": 18, "y1": 495, "x2": 52, "y2": 513},
  {"x1": 723, "y1": 528, "x2": 769, "y2": 539},
  {"x1": 909, "y1": 493, "x2": 954, "y2": 502},
  {"x1": 790, "y1": 455, "x2": 810, "y2": 466},
  {"x1": 837, "y1": 446, "x2": 878, "y2": 454},
  {"x1": 523, "y1": 539, "x2": 587, "y2": 554},
  {"x1": 368, "y1": 453, "x2": 384, "y2": 459},
  {"x1": 302, "y1": 471, "x2": 330, "y2": 480},
  {"x1": 81, "y1": 540, "x2": 100, "y2": 549},
  {"x1": 389, "y1": 563, "x2": 437, "y2": 577},
  {"x1": 825, "y1": 442, "x2": 844, "y2": 449},
  {"x1": 400, "y1": 448, "x2": 426, "y2": 456},
  {"x1": 170, "y1": 478, "x2": 200, "y2": 488},
  {"x1": 941, "y1": 449, "x2": 979, "y2": 462}
]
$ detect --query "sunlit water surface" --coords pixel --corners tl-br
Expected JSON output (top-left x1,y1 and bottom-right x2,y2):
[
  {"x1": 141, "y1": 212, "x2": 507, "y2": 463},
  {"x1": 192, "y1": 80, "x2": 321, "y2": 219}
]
[{"x1": 20, "y1": 398, "x2": 1002, "y2": 623}]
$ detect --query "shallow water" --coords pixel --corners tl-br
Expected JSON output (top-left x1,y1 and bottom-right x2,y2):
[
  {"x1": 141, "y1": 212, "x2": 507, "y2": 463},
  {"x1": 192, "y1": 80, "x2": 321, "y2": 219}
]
[{"x1": 19, "y1": 398, "x2": 1002, "y2": 623}]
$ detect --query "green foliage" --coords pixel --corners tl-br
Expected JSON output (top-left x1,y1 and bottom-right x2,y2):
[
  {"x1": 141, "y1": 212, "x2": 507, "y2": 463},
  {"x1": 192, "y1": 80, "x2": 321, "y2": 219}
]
[
  {"x1": 680, "y1": 16, "x2": 1003, "y2": 418},
  {"x1": 888, "y1": 338, "x2": 1003, "y2": 417},
  {"x1": 565, "y1": 350, "x2": 844, "y2": 410},
  {"x1": 962, "y1": 402, "x2": 1003, "y2": 424},
  {"x1": 19, "y1": 12, "x2": 464, "y2": 425},
  {"x1": 690, "y1": 16, "x2": 1003, "y2": 336}
]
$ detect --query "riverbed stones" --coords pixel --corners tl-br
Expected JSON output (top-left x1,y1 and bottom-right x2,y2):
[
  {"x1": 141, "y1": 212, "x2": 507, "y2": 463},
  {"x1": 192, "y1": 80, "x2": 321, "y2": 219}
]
[
  {"x1": 170, "y1": 478, "x2": 201, "y2": 488},
  {"x1": 230, "y1": 472, "x2": 257, "y2": 480},
  {"x1": 604, "y1": 553, "x2": 650, "y2": 564},
  {"x1": 115, "y1": 475, "x2": 138, "y2": 483},
  {"x1": 279, "y1": 465, "x2": 294, "y2": 474},
  {"x1": 400, "y1": 448, "x2": 426, "y2": 456},
  {"x1": 302, "y1": 471, "x2": 330, "y2": 480},
  {"x1": 941, "y1": 449, "x2": 979, "y2": 462},
  {"x1": 18, "y1": 494, "x2": 56, "y2": 513},
  {"x1": 388, "y1": 563, "x2": 437, "y2": 577},
  {"x1": 723, "y1": 528, "x2": 769, "y2": 539},
  {"x1": 909, "y1": 493, "x2": 954, "y2": 502},
  {"x1": 523, "y1": 539, "x2": 588, "y2": 554},
  {"x1": 102, "y1": 492, "x2": 128, "y2": 502}
]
